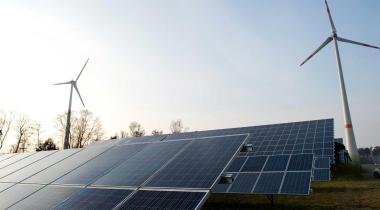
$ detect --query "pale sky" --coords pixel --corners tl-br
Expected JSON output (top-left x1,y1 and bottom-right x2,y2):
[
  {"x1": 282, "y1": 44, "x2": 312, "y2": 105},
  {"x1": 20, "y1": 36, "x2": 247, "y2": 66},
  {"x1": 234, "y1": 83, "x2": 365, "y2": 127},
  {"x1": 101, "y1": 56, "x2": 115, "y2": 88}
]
[{"x1": 0, "y1": 0, "x2": 379, "y2": 152}]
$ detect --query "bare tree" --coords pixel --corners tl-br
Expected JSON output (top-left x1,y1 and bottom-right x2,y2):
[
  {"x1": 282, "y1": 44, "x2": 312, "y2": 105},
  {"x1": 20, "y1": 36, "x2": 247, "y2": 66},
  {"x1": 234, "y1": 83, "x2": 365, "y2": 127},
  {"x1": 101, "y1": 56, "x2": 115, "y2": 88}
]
[
  {"x1": 129, "y1": 121, "x2": 145, "y2": 137},
  {"x1": 13, "y1": 115, "x2": 36, "y2": 153},
  {"x1": 151, "y1": 129, "x2": 163, "y2": 136},
  {"x1": 0, "y1": 110, "x2": 14, "y2": 150},
  {"x1": 55, "y1": 110, "x2": 104, "y2": 148},
  {"x1": 170, "y1": 119, "x2": 184, "y2": 134}
]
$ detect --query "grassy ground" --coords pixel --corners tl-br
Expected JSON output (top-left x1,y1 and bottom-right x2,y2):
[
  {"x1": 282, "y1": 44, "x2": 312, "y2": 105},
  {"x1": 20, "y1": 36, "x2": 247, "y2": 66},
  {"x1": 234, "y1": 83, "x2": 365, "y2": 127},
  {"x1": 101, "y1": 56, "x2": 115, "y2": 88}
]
[{"x1": 202, "y1": 164, "x2": 380, "y2": 210}]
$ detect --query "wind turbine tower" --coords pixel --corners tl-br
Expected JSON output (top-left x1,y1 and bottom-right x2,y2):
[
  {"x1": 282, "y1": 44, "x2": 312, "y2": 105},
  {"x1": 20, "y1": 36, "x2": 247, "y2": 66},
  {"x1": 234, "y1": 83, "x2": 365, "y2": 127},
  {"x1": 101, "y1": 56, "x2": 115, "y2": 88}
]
[
  {"x1": 54, "y1": 58, "x2": 89, "y2": 149},
  {"x1": 300, "y1": 1, "x2": 379, "y2": 164}
]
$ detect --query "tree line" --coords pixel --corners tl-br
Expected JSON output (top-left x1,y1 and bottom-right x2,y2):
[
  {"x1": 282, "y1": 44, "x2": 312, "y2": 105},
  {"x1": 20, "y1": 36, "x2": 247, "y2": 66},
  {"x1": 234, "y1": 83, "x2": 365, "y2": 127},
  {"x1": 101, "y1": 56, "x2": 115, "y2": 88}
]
[{"x1": 0, "y1": 109, "x2": 187, "y2": 153}]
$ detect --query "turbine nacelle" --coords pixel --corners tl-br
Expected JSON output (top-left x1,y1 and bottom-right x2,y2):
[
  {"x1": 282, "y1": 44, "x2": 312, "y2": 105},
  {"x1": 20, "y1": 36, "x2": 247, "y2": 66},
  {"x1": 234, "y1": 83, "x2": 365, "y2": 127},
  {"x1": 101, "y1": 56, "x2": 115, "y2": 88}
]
[{"x1": 300, "y1": 1, "x2": 379, "y2": 67}]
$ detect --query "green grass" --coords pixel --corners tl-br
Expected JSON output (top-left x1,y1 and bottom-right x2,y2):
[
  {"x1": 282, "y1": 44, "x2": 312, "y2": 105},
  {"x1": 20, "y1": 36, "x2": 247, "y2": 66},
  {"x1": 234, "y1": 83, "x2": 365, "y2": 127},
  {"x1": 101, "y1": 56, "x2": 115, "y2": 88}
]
[{"x1": 202, "y1": 164, "x2": 380, "y2": 210}]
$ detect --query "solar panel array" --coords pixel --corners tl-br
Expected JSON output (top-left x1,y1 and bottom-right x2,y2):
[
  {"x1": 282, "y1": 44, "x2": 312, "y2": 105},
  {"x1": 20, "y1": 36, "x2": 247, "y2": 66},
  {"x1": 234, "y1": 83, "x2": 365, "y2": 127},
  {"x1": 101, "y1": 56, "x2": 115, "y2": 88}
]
[
  {"x1": 313, "y1": 157, "x2": 331, "y2": 181},
  {"x1": 0, "y1": 134, "x2": 246, "y2": 209},
  {"x1": 0, "y1": 118, "x2": 335, "y2": 209},
  {"x1": 213, "y1": 154, "x2": 314, "y2": 195}
]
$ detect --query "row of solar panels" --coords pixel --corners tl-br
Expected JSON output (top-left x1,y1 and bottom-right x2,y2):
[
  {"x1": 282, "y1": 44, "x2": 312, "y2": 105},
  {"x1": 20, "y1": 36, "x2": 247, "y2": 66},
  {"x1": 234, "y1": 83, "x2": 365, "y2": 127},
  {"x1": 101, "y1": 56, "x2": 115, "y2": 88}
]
[
  {"x1": 0, "y1": 135, "x2": 247, "y2": 209},
  {"x1": 1, "y1": 184, "x2": 208, "y2": 210},
  {"x1": 0, "y1": 118, "x2": 334, "y2": 209},
  {"x1": 92, "y1": 118, "x2": 335, "y2": 161}
]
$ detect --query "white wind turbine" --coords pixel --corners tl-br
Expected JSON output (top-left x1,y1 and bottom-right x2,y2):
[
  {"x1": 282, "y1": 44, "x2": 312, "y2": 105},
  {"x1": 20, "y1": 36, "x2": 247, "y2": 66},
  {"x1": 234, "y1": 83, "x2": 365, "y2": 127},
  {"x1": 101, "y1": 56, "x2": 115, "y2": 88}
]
[
  {"x1": 300, "y1": 1, "x2": 379, "y2": 164},
  {"x1": 54, "y1": 58, "x2": 89, "y2": 149}
]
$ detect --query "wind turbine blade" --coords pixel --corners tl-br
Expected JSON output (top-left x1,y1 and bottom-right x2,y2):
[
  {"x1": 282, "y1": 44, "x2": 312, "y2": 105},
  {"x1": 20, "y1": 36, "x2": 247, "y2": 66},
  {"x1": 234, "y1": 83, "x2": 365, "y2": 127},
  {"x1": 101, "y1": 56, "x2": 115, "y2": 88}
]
[
  {"x1": 337, "y1": 36, "x2": 380, "y2": 49},
  {"x1": 75, "y1": 58, "x2": 89, "y2": 81},
  {"x1": 324, "y1": 0, "x2": 336, "y2": 33},
  {"x1": 54, "y1": 81, "x2": 72, "y2": 85},
  {"x1": 300, "y1": 37, "x2": 333, "y2": 66},
  {"x1": 73, "y1": 84, "x2": 85, "y2": 107}
]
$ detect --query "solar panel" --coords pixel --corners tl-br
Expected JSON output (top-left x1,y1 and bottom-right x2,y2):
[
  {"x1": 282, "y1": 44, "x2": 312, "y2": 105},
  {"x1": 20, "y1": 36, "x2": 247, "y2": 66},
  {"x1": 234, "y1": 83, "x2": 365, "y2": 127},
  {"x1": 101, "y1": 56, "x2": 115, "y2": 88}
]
[
  {"x1": 8, "y1": 186, "x2": 82, "y2": 210},
  {"x1": 22, "y1": 146, "x2": 110, "y2": 184},
  {"x1": 213, "y1": 154, "x2": 313, "y2": 195},
  {"x1": 0, "y1": 184, "x2": 43, "y2": 209},
  {"x1": 118, "y1": 190, "x2": 208, "y2": 210},
  {"x1": 315, "y1": 157, "x2": 331, "y2": 168},
  {"x1": 287, "y1": 154, "x2": 314, "y2": 171},
  {"x1": 0, "y1": 183, "x2": 14, "y2": 192},
  {"x1": 313, "y1": 157, "x2": 331, "y2": 181},
  {"x1": 0, "y1": 153, "x2": 17, "y2": 163},
  {"x1": 163, "y1": 119, "x2": 334, "y2": 162},
  {"x1": 0, "y1": 153, "x2": 34, "y2": 169},
  {"x1": 253, "y1": 172, "x2": 284, "y2": 194},
  {"x1": 53, "y1": 144, "x2": 147, "y2": 185},
  {"x1": 0, "y1": 150, "x2": 56, "y2": 179},
  {"x1": 0, "y1": 149, "x2": 80, "y2": 183},
  {"x1": 241, "y1": 156, "x2": 267, "y2": 172},
  {"x1": 145, "y1": 135, "x2": 246, "y2": 189},
  {"x1": 0, "y1": 118, "x2": 334, "y2": 209},
  {"x1": 313, "y1": 169, "x2": 330, "y2": 181},
  {"x1": 280, "y1": 172, "x2": 311, "y2": 195},
  {"x1": 92, "y1": 140, "x2": 189, "y2": 187},
  {"x1": 54, "y1": 188, "x2": 133, "y2": 210},
  {"x1": 226, "y1": 157, "x2": 247, "y2": 172},
  {"x1": 123, "y1": 135, "x2": 168, "y2": 144},
  {"x1": 229, "y1": 173, "x2": 259, "y2": 193},
  {"x1": 263, "y1": 155, "x2": 289, "y2": 171}
]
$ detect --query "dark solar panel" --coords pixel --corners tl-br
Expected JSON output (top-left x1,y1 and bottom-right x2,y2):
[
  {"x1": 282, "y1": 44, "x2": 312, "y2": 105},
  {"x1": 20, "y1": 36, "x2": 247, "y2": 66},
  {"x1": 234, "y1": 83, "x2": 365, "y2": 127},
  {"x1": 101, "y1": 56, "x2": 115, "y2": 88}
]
[
  {"x1": 263, "y1": 155, "x2": 289, "y2": 171},
  {"x1": 214, "y1": 154, "x2": 314, "y2": 195},
  {"x1": 313, "y1": 169, "x2": 330, "y2": 181},
  {"x1": 53, "y1": 144, "x2": 147, "y2": 185},
  {"x1": 241, "y1": 156, "x2": 267, "y2": 172},
  {"x1": 119, "y1": 190, "x2": 207, "y2": 210},
  {"x1": 145, "y1": 135, "x2": 246, "y2": 189},
  {"x1": 165, "y1": 119, "x2": 334, "y2": 162},
  {"x1": 92, "y1": 141, "x2": 189, "y2": 187},
  {"x1": 0, "y1": 149, "x2": 80, "y2": 183},
  {"x1": 226, "y1": 157, "x2": 247, "y2": 172},
  {"x1": 0, "y1": 184, "x2": 43, "y2": 209},
  {"x1": 22, "y1": 146, "x2": 110, "y2": 185},
  {"x1": 253, "y1": 172, "x2": 284, "y2": 194},
  {"x1": 229, "y1": 173, "x2": 259, "y2": 193},
  {"x1": 54, "y1": 188, "x2": 133, "y2": 210},
  {"x1": 287, "y1": 154, "x2": 314, "y2": 171},
  {"x1": 8, "y1": 186, "x2": 81, "y2": 210},
  {"x1": 315, "y1": 157, "x2": 331, "y2": 168},
  {"x1": 280, "y1": 172, "x2": 311, "y2": 195},
  {"x1": 212, "y1": 173, "x2": 239, "y2": 193}
]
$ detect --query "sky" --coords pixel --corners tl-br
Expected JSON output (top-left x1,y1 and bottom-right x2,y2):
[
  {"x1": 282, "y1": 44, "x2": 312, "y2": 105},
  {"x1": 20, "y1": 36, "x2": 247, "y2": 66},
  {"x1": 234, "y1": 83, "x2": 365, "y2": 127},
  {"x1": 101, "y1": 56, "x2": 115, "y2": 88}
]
[{"x1": 0, "y1": 0, "x2": 379, "y2": 151}]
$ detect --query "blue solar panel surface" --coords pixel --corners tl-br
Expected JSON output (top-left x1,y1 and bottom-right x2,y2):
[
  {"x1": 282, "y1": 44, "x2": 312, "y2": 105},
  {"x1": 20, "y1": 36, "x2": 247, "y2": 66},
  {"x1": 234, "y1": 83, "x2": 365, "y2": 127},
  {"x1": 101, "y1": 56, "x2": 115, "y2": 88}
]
[
  {"x1": 0, "y1": 118, "x2": 334, "y2": 209},
  {"x1": 8, "y1": 186, "x2": 81, "y2": 210},
  {"x1": 280, "y1": 172, "x2": 311, "y2": 195},
  {"x1": 213, "y1": 154, "x2": 314, "y2": 195},
  {"x1": 53, "y1": 144, "x2": 147, "y2": 185},
  {"x1": 92, "y1": 140, "x2": 189, "y2": 187},
  {"x1": 145, "y1": 135, "x2": 246, "y2": 188},
  {"x1": 54, "y1": 188, "x2": 133, "y2": 210},
  {"x1": 313, "y1": 169, "x2": 330, "y2": 181},
  {"x1": 253, "y1": 172, "x2": 284, "y2": 194},
  {"x1": 119, "y1": 190, "x2": 207, "y2": 210}
]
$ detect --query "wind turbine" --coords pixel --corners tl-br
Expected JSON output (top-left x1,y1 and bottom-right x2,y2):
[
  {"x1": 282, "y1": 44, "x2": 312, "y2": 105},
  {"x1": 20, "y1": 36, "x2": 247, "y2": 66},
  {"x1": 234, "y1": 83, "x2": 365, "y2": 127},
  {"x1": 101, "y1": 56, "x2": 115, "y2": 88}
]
[
  {"x1": 54, "y1": 58, "x2": 89, "y2": 149},
  {"x1": 300, "y1": 0, "x2": 380, "y2": 165}
]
